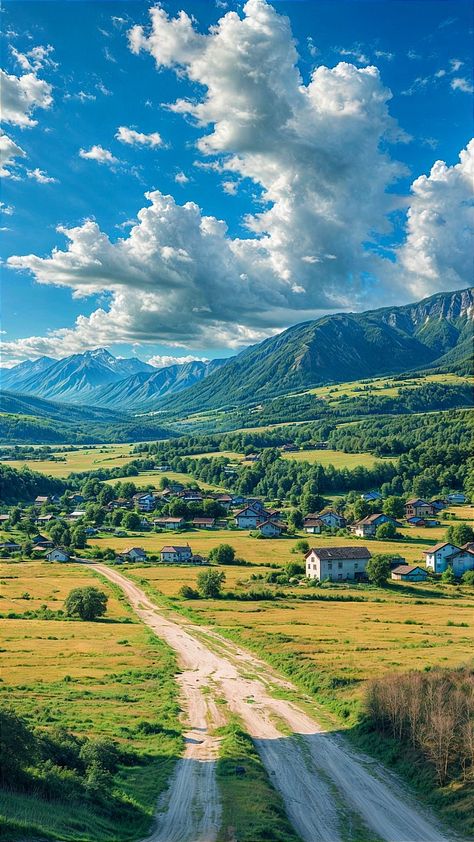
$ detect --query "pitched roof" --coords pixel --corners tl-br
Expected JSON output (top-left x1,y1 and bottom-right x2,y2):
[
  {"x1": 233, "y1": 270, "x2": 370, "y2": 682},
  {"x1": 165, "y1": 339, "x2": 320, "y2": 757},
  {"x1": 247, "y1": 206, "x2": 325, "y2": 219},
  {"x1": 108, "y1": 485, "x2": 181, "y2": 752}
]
[
  {"x1": 123, "y1": 546, "x2": 146, "y2": 554},
  {"x1": 192, "y1": 518, "x2": 215, "y2": 524},
  {"x1": 306, "y1": 546, "x2": 371, "y2": 560},
  {"x1": 392, "y1": 564, "x2": 426, "y2": 575},
  {"x1": 462, "y1": 542, "x2": 474, "y2": 551},
  {"x1": 423, "y1": 542, "x2": 459, "y2": 554},
  {"x1": 161, "y1": 545, "x2": 191, "y2": 553}
]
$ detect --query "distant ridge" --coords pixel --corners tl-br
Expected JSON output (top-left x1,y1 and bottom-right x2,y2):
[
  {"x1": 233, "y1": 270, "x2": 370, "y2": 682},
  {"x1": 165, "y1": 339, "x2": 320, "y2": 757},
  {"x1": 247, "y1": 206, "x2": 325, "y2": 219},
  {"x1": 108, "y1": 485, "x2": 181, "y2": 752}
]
[{"x1": 156, "y1": 287, "x2": 473, "y2": 414}]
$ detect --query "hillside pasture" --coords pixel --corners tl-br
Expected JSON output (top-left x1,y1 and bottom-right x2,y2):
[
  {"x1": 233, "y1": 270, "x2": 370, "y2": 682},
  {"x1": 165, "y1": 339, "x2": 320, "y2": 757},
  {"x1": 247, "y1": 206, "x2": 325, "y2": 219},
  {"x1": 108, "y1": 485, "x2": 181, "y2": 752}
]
[
  {"x1": 103, "y1": 469, "x2": 226, "y2": 492},
  {"x1": 1, "y1": 443, "x2": 134, "y2": 477},
  {"x1": 281, "y1": 448, "x2": 383, "y2": 468}
]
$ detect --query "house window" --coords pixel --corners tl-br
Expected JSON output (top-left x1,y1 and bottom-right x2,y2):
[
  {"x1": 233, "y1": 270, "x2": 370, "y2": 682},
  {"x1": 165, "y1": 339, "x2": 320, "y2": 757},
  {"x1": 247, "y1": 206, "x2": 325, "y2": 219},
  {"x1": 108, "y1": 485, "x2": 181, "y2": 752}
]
[
  {"x1": 338, "y1": 561, "x2": 343, "y2": 569},
  {"x1": 338, "y1": 573, "x2": 343, "y2": 580},
  {"x1": 354, "y1": 563, "x2": 358, "y2": 569},
  {"x1": 327, "y1": 562, "x2": 332, "y2": 570}
]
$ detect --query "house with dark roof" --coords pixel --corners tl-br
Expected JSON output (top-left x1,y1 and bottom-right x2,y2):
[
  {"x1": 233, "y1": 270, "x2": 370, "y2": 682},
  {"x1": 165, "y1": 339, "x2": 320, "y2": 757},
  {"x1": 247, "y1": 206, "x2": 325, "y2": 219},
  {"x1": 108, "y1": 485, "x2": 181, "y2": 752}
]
[
  {"x1": 423, "y1": 542, "x2": 474, "y2": 575},
  {"x1": 305, "y1": 546, "x2": 371, "y2": 582},
  {"x1": 317, "y1": 509, "x2": 346, "y2": 529},
  {"x1": 192, "y1": 518, "x2": 215, "y2": 529},
  {"x1": 257, "y1": 519, "x2": 286, "y2": 537},
  {"x1": 160, "y1": 545, "x2": 193, "y2": 563},
  {"x1": 405, "y1": 499, "x2": 436, "y2": 519},
  {"x1": 352, "y1": 513, "x2": 400, "y2": 538},
  {"x1": 303, "y1": 514, "x2": 324, "y2": 534}
]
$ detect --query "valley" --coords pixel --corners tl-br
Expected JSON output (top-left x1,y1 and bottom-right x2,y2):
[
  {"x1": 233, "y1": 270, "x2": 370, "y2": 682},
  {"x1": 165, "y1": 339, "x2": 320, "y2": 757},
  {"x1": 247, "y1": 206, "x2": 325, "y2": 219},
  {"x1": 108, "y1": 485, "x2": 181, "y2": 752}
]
[{"x1": 0, "y1": 286, "x2": 472, "y2": 842}]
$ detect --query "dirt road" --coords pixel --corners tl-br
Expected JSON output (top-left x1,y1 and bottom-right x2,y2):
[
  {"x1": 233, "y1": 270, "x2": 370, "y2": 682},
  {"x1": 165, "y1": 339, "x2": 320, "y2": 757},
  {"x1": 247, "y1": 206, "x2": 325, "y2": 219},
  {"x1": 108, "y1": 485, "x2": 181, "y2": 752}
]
[{"x1": 93, "y1": 564, "x2": 451, "y2": 842}]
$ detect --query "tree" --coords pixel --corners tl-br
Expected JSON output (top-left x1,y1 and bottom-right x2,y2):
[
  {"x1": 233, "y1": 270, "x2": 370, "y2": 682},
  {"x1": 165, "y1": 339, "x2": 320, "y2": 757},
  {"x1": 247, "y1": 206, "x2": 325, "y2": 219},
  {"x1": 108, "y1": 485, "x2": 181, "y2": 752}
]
[
  {"x1": 293, "y1": 539, "x2": 309, "y2": 555},
  {"x1": 49, "y1": 522, "x2": 71, "y2": 547},
  {"x1": 366, "y1": 554, "x2": 391, "y2": 586},
  {"x1": 461, "y1": 570, "x2": 474, "y2": 586},
  {"x1": 441, "y1": 566, "x2": 457, "y2": 584},
  {"x1": 8, "y1": 506, "x2": 22, "y2": 526},
  {"x1": 197, "y1": 569, "x2": 226, "y2": 599},
  {"x1": 123, "y1": 511, "x2": 141, "y2": 531},
  {"x1": 376, "y1": 521, "x2": 397, "y2": 540},
  {"x1": 71, "y1": 527, "x2": 87, "y2": 550},
  {"x1": 446, "y1": 523, "x2": 474, "y2": 546},
  {"x1": 208, "y1": 544, "x2": 235, "y2": 565},
  {"x1": 65, "y1": 587, "x2": 108, "y2": 621},
  {"x1": 382, "y1": 496, "x2": 405, "y2": 519},
  {"x1": 288, "y1": 508, "x2": 303, "y2": 529}
]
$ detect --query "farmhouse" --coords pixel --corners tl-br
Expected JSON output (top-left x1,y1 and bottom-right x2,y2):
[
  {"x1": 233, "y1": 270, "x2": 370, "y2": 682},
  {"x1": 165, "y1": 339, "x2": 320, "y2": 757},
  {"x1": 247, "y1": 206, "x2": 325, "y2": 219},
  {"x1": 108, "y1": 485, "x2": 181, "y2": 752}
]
[
  {"x1": 31, "y1": 534, "x2": 50, "y2": 546},
  {"x1": 405, "y1": 499, "x2": 436, "y2": 519},
  {"x1": 153, "y1": 517, "x2": 186, "y2": 530},
  {"x1": 132, "y1": 493, "x2": 156, "y2": 512},
  {"x1": 361, "y1": 491, "x2": 382, "y2": 502},
  {"x1": 257, "y1": 519, "x2": 285, "y2": 537},
  {"x1": 447, "y1": 492, "x2": 467, "y2": 504},
  {"x1": 0, "y1": 541, "x2": 20, "y2": 552},
  {"x1": 423, "y1": 542, "x2": 474, "y2": 575},
  {"x1": 215, "y1": 494, "x2": 233, "y2": 509},
  {"x1": 318, "y1": 509, "x2": 346, "y2": 529},
  {"x1": 160, "y1": 545, "x2": 192, "y2": 563},
  {"x1": 234, "y1": 506, "x2": 265, "y2": 529},
  {"x1": 352, "y1": 513, "x2": 400, "y2": 538},
  {"x1": 34, "y1": 495, "x2": 51, "y2": 506},
  {"x1": 305, "y1": 546, "x2": 371, "y2": 582},
  {"x1": 46, "y1": 548, "x2": 70, "y2": 562},
  {"x1": 391, "y1": 564, "x2": 428, "y2": 582},
  {"x1": 121, "y1": 547, "x2": 147, "y2": 562},
  {"x1": 303, "y1": 514, "x2": 323, "y2": 534},
  {"x1": 192, "y1": 518, "x2": 215, "y2": 529}
]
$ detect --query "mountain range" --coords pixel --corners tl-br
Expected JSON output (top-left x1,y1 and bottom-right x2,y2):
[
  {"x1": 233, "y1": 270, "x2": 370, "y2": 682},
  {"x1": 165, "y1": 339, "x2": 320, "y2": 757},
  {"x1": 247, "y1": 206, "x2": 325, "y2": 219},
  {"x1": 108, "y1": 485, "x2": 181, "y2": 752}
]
[
  {"x1": 1, "y1": 287, "x2": 472, "y2": 416},
  {"x1": 156, "y1": 287, "x2": 473, "y2": 414},
  {"x1": 1, "y1": 349, "x2": 227, "y2": 409}
]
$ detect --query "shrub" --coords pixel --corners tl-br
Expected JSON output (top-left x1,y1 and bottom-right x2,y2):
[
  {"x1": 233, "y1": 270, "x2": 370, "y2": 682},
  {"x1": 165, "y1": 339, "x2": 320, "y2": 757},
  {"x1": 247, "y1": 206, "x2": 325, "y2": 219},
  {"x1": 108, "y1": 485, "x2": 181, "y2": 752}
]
[
  {"x1": 179, "y1": 585, "x2": 200, "y2": 599},
  {"x1": 208, "y1": 543, "x2": 235, "y2": 565},
  {"x1": 376, "y1": 521, "x2": 397, "y2": 540},
  {"x1": 461, "y1": 570, "x2": 474, "y2": 586}
]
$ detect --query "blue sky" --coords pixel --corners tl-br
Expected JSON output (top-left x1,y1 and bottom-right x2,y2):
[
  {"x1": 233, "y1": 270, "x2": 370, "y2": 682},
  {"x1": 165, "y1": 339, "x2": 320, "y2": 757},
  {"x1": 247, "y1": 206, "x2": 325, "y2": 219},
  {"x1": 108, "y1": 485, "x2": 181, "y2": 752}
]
[{"x1": 1, "y1": 0, "x2": 472, "y2": 366}]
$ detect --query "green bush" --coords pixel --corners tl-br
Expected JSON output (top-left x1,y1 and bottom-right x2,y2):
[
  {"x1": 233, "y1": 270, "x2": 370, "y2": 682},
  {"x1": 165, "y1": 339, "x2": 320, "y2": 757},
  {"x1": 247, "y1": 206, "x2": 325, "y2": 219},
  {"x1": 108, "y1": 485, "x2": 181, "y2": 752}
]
[{"x1": 65, "y1": 586, "x2": 108, "y2": 621}]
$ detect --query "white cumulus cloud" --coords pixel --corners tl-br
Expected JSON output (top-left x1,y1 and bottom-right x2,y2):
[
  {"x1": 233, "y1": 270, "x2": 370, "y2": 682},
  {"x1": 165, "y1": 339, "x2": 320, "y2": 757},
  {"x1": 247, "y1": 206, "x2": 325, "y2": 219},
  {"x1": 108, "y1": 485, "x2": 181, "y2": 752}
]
[
  {"x1": 0, "y1": 67, "x2": 52, "y2": 127},
  {"x1": 398, "y1": 140, "x2": 474, "y2": 298},
  {"x1": 4, "y1": 0, "x2": 473, "y2": 360},
  {"x1": 115, "y1": 125, "x2": 163, "y2": 147},
  {"x1": 0, "y1": 131, "x2": 26, "y2": 177},
  {"x1": 148, "y1": 354, "x2": 209, "y2": 368},
  {"x1": 79, "y1": 145, "x2": 118, "y2": 165},
  {"x1": 27, "y1": 167, "x2": 58, "y2": 184}
]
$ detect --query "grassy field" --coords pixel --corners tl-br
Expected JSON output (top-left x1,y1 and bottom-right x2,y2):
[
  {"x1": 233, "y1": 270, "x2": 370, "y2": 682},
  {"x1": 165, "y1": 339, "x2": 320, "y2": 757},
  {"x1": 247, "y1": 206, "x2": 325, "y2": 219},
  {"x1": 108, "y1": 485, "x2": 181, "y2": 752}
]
[
  {"x1": 128, "y1": 564, "x2": 474, "y2": 722},
  {"x1": 1, "y1": 443, "x2": 134, "y2": 477},
  {"x1": 0, "y1": 560, "x2": 182, "y2": 841},
  {"x1": 85, "y1": 518, "x2": 465, "y2": 566},
  {"x1": 281, "y1": 448, "x2": 385, "y2": 468},
  {"x1": 304, "y1": 372, "x2": 470, "y2": 404},
  {"x1": 103, "y1": 469, "x2": 225, "y2": 491}
]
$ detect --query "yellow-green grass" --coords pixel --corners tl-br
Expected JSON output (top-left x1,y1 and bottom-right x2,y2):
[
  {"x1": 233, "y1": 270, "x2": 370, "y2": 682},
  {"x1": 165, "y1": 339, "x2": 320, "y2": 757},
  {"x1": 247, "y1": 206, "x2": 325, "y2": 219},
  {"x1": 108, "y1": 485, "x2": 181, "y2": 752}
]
[
  {"x1": 130, "y1": 564, "x2": 474, "y2": 716},
  {"x1": 89, "y1": 525, "x2": 455, "y2": 567},
  {"x1": 305, "y1": 372, "x2": 470, "y2": 403},
  {"x1": 0, "y1": 560, "x2": 182, "y2": 841},
  {"x1": 281, "y1": 448, "x2": 386, "y2": 468},
  {"x1": 1, "y1": 443, "x2": 134, "y2": 477},
  {"x1": 188, "y1": 450, "x2": 244, "y2": 461},
  {"x1": 103, "y1": 469, "x2": 225, "y2": 491}
]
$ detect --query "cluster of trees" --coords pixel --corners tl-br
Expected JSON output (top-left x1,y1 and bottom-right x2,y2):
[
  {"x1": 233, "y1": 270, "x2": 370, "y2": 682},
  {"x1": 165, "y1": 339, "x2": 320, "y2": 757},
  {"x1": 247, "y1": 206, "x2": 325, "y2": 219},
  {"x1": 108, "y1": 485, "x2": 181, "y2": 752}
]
[
  {"x1": 0, "y1": 464, "x2": 68, "y2": 505},
  {"x1": 365, "y1": 667, "x2": 474, "y2": 785},
  {"x1": 0, "y1": 706, "x2": 134, "y2": 811},
  {"x1": 0, "y1": 412, "x2": 176, "y2": 445}
]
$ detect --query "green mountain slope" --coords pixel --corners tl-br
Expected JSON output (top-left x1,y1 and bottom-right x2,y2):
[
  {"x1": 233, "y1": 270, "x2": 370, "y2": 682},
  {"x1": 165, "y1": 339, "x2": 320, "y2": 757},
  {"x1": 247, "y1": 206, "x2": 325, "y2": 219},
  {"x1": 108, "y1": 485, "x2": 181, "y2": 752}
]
[{"x1": 158, "y1": 287, "x2": 473, "y2": 414}]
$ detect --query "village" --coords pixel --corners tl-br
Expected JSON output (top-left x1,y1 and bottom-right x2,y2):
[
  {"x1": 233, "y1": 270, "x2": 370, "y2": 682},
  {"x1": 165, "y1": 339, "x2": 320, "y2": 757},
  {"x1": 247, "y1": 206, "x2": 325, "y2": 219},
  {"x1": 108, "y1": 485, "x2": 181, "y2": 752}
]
[{"x1": 0, "y1": 478, "x2": 472, "y2": 587}]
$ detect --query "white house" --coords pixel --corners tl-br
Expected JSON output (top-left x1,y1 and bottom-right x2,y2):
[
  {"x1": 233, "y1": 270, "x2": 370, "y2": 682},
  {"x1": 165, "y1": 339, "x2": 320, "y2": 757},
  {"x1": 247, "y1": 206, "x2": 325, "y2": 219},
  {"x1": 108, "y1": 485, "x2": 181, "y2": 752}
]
[
  {"x1": 303, "y1": 515, "x2": 323, "y2": 534},
  {"x1": 423, "y1": 542, "x2": 461, "y2": 574},
  {"x1": 352, "y1": 513, "x2": 399, "y2": 538},
  {"x1": 306, "y1": 546, "x2": 371, "y2": 581},
  {"x1": 318, "y1": 510, "x2": 346, "y2": 529},
  {"x1": 160, "y1": 545, "x2": 193, "y2": 563},
  {"x1": 257, "y1": 519, "x2": 285, "y2": 537},
  {"x1": 122, "y1": 546, "x2": 147, "y2": 562},
  {"x1": 46, "y1": 548, "x2": 70, "y2": 562},
  {"x1": 234, "y1": 506, "x2": 264, "y2": 529},
  {"x1": 133, "y1": 493, "x2": 156, "y2": 512}
]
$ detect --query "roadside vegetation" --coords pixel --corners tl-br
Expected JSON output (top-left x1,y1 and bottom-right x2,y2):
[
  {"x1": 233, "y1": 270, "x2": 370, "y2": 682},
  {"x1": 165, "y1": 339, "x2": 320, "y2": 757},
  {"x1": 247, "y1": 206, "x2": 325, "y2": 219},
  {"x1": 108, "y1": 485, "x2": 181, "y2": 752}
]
[{"x1": 0, "y1": 561, "x2": 182, "y2": 841}]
